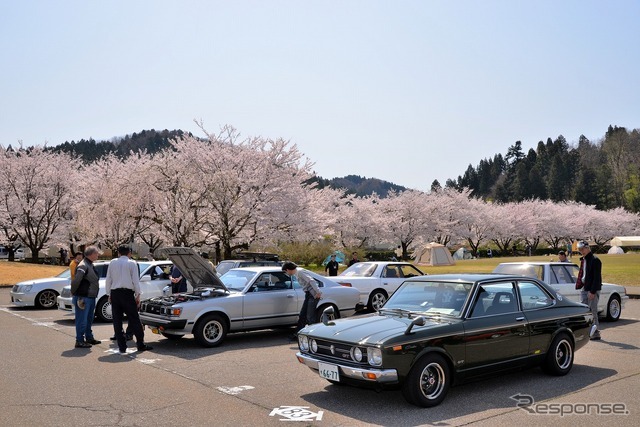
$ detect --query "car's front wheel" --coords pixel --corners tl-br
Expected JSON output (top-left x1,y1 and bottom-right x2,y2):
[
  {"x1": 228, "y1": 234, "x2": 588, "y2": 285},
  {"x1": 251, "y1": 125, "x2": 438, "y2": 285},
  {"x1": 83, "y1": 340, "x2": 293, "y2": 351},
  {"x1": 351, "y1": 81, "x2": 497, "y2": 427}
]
[
  {"x1": 95, "y1": 296, "x2": 112, "y2": 322},
  {"x1": 367, "y1": 290, "x2": 388, "y2": 311},
  {"x1": 402, "y1": 353, "x2": 451, "y2": 407},
  {"x1": 542, "y1": 333, "x2": 574, "y2": 376},
  {"x1": 35, "y1": 290, "x2": 58, "y2": 309},
  {"x1": 193, "y1": 314, "x2": 227, "y2": 347},
  {"x1": 606, "y1": 294, "x2": 622, "y2": 321}
]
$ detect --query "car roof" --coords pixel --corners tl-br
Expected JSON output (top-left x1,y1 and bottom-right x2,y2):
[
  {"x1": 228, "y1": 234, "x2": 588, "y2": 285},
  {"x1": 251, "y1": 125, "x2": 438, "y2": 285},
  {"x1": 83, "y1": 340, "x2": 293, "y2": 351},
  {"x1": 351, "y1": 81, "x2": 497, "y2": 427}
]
[
  {"x1": 496, "y1": 262, "x2": 578, "y2": 266},
  {"x1": 404, "y1": 273, "x2": 541, "y2": 282}
]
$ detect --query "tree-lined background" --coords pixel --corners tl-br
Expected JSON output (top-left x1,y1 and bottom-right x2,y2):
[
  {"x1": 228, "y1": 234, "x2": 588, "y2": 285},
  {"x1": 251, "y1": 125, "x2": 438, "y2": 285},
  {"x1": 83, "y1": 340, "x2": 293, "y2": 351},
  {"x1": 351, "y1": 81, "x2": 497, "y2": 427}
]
[{"x1": 1, "y1": 124, "x2": 639, "y2": 264}]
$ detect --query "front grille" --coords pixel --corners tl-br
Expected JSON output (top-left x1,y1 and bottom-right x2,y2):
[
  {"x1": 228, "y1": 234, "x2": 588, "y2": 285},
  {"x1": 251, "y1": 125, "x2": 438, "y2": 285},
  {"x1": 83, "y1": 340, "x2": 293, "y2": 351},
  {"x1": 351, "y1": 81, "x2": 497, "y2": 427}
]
[
  {"x1": 311, "y1": 339, "x2": 369, "y2": 366},
  {"x1": 61, "y1": 288, "x2": 71, "y2": 298}
]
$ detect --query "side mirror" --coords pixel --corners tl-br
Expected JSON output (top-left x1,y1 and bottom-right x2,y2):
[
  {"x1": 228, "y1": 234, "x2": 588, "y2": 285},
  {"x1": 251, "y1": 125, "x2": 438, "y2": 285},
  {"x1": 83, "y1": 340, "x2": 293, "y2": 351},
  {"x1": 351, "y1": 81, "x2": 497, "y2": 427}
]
[
  {"x1": 404, "y1": 316, "x2": 426, "y2": 335},
  {"x1": 321, "y1": 306, "x2": 336, "y2": 326}
]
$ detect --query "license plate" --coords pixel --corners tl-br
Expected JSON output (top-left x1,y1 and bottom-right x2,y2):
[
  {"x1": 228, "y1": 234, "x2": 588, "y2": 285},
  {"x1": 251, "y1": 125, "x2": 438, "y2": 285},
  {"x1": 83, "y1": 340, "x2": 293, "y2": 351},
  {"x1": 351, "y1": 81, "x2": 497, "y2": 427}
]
[
  {"x1": 318, "y1": 362, "x2": 340, "y2": 382},
  {"x1": 151, "y1": 327, "x2": 160, "y2": 335}
]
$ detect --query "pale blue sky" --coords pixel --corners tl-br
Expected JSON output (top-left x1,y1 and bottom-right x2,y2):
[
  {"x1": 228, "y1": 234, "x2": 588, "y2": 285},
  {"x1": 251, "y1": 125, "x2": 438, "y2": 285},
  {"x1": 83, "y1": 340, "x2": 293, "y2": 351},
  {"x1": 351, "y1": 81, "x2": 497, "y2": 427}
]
[{"x1": 1, "y1": 1, "x2": 638, "y2": 191}]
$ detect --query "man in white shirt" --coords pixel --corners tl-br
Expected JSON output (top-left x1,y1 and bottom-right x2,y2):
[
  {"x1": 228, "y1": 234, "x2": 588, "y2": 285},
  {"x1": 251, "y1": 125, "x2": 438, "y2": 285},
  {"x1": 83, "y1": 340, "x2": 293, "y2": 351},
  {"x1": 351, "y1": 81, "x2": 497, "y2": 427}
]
[{"x1": 105, "y1": 246, "x2": 152, "y2": 353}]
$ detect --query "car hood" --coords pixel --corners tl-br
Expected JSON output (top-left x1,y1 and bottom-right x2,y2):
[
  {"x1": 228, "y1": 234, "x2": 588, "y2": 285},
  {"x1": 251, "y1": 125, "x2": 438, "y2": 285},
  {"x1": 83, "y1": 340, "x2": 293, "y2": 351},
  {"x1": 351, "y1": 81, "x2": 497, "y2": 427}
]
[
  {"x1": 160, "y1": 247, "x2": 227, "y2": 292},
  {"x1": 302, "y1": 313, "x2": 454, "y2": 345},
  {"x1": 16, "y1": 277, "x2": 69, "y2": 287}
]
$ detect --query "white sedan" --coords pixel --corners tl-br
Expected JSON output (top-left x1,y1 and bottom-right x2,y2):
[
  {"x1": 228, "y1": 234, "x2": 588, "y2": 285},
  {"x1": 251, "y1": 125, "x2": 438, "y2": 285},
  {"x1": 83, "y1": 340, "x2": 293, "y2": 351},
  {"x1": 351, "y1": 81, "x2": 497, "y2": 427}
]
[
  {"x1": 493, "y1": 261, "x2": 629, "y2": 321},
  {"x1": 10, "y1": 262, "x2": 109, "y2": 309},
  {"x1": 334, "y1": 261, "x2": 425, "y2": 311},
  {"x1": 57, "y1": 260, "x2": 174, "y2": 322}
]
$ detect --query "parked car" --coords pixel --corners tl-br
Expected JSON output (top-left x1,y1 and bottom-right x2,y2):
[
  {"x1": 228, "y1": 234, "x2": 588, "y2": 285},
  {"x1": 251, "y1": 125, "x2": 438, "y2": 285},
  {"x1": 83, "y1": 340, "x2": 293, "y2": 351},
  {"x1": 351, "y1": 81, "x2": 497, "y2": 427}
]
[
  {"x1": 0, "y1": 246, "x2": 26, "y2": 260},
  {"x1": 216, "y1": 259, "x2": 282, "y2": 276},
  {"x1": 139, "y1": 247, "x2": 363, "y2": 347},
  {"x1": 11, "y1": 262, "x2": 109, "y2": 309},
  {"x1": 334, "y1": 262, "x2": 425, "y2": 311},
  {"x1": 296, "y1": 273, "x2": 593, "y2": 407},
  {"x1": 492, "y1": 262, "x2": 629, "y2": 321},
  {"x1": 57, "y1": 260, "x2": 173, "y2": 322}
]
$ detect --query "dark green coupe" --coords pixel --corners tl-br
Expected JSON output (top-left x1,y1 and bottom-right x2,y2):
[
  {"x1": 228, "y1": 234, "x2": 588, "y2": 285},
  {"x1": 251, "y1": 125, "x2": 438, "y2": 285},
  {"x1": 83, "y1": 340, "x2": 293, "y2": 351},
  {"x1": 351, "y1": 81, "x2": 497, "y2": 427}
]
[{"x1": 296, "y1": 274, "x2": 594, "y2": 407}]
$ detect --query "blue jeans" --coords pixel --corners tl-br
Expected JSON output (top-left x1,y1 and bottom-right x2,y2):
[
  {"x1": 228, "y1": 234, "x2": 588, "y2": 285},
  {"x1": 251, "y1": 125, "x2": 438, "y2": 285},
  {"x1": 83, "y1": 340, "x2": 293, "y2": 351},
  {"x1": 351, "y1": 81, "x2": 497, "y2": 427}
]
[
  {"x1": 297, "y1": 292, "x2": 318, "y2": 331},
  {"x1": 73, "y1": 296, "x2": 97, "y2": 342}
]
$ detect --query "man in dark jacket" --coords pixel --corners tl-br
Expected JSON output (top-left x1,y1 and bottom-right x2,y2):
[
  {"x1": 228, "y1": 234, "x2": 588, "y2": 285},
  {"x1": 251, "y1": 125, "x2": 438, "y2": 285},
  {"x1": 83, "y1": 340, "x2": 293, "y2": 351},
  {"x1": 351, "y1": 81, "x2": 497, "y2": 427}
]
[
  {"x1": 325, "y1": 254, "x2": 339, "y2": 276},
  {"x1": 576, "y1": 241, "x2": 602, "y2": 340},
  {"x1": 70, "y1": 246, "x2": 102, "y2": 348}
]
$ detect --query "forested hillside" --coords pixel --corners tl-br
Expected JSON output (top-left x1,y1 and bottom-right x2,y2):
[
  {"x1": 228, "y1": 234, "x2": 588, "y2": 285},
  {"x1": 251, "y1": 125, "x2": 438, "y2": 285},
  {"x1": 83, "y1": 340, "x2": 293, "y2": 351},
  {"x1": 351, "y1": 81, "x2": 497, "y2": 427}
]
[{"x1": 446, "y1": 125, "x2": 640, "y2": 212}]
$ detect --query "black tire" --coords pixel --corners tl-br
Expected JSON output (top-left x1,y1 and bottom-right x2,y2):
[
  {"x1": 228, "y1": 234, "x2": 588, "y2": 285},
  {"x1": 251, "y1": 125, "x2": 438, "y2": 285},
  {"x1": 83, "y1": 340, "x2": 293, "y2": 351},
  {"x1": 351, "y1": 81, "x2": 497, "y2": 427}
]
[
  {"x1": 316, "y1": 304, "x2": 341, "y2": 322},
  {"x1": 542, "y1": 333, "x2": 574, "y2": 376},
  {"x1": 161, "y1": 332, "x2": 184, "y2": 341},
  {"x1": 95, "y1": 296, "x2": 112, "y2": 322},
  {"x1": 401, "y1": 353, "x2": 451, "y2": 407},
  {"x1": 35, "y1": 290, "x2": 58, "y2": 309},
  {"x1": 367, "y1": 290, "x2": 388, "y2": 311},
  {"x1": 193, "y1": 313, "x2": 227, "y2": 347},
  {"x1": 606, "y1": 294, "x2": 622, "y2": 322}
]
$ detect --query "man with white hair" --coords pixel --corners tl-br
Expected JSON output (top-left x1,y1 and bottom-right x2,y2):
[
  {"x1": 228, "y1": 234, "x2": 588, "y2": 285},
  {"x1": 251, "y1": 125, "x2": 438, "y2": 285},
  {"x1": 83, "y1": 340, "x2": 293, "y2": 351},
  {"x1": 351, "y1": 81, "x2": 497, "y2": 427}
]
[{"x1": 575, "y1": 241, "x2": 602, "y2": 340}]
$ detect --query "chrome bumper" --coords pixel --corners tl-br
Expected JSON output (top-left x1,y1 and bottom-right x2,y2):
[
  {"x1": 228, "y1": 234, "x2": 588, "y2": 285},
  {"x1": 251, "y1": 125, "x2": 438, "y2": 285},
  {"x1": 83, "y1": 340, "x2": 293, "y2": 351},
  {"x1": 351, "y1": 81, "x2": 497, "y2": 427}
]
[{"x1": 296, "y1": 352, "x2": 398, "y2": 384}]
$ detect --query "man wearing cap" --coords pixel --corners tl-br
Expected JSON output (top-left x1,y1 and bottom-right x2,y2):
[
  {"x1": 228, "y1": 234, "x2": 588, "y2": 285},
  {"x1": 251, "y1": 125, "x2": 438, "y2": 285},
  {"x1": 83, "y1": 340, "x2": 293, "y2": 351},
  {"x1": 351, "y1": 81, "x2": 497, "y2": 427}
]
[
  {"x1": 105, "y1": 246, "x2": 153, "y2": 353},
  {"x1": 575, "y1": 241, "x2": 602, "y2": 340},
  {"x1": 558, "y1": 250, "x2": 569, "y2": 262},
  {"x1": 282, "y1": 261, "x2": 322, "y2": 335}
]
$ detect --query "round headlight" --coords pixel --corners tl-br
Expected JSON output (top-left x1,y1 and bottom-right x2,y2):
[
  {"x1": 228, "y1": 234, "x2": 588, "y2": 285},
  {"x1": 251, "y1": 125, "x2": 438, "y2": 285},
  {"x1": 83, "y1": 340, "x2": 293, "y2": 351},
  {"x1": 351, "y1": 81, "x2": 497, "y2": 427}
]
[
  {"x1": 310, "y1": 339, "x2": 318, "y2": 353},
  {"x1": 298, "y1": 335, "x2": 309, "y2": 351},
  {"x1": 368, "y1": 347, "x2": 382, "y2": 366},
  {"x1": 351, "y1": 347, "x2": 363, "y2": 362}
]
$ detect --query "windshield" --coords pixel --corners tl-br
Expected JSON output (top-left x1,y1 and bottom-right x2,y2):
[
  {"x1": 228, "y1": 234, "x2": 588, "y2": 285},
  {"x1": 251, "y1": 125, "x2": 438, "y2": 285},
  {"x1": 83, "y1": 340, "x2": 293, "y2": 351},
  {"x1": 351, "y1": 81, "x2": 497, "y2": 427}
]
[
  {"x1": 216, "y1": 261, "x2": 236, "y2": 276},
  {"x1": 219, "y1": 270, "x2": 257, "y2": 291},
  {"x1": 384, "y1": 280, "x2": 473, "y2": 317},
  {"x1": 340, "y1": 262, "x2": 377, "y2": 277},
  {"x1": 493, "y1": 264, "x2": 543, "y2": 281},
  {"x1": 56, "y1": 268, "x2": 71, "y2": 279}
]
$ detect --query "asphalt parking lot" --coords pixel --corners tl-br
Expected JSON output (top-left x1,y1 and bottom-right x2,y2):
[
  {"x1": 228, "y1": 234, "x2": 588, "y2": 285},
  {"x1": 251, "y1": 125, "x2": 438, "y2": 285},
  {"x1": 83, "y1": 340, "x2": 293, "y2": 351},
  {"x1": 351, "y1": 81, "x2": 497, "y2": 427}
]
[{"x1": 1, "y1": 288, "x2": 638, "y2": 426}]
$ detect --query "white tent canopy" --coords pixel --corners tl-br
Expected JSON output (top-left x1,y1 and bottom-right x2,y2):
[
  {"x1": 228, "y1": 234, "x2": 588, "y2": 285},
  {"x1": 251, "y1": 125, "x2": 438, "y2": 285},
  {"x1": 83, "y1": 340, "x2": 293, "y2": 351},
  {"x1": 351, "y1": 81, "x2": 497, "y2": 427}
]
[
  {"x1": 609, "y1": 236, "x2": 640, "y2": 247},
  {"x1": 413, "y1": 242, "x2": 455, "y2": 266},
  {"x1": 608, "y1": 246, "x2": 624, "y2": 254}
]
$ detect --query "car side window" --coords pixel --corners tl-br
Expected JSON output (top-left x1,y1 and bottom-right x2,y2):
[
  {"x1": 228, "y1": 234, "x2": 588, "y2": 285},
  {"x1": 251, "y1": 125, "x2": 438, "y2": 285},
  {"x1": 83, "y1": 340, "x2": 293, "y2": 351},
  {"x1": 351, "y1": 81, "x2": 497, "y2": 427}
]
[
  {"x1": 400, "y1": 265, "x2": 423, "y2": 278},
  {"x1": 383, "y1": 266, "x2": 399, "y2": 278},
  {"x1": 252, "y1": 273, "x2": 291, "y2": 291},
  {"x1": 550, "y1": 265, "x2": 573, "y2": 284},
  {"x1": 470, "y1": 282, "x2": 517, "y2": 317},
  {"x1": 517, "y1": 281, "x2": 553, "y2": 310}
]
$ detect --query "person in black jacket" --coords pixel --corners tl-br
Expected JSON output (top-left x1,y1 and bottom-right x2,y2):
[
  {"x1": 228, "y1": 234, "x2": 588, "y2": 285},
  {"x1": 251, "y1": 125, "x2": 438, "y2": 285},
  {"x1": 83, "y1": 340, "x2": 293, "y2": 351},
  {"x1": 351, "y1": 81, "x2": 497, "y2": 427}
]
[
  {"x1": 576, "y1": 241, "x2": 602, "y2": 340},
  {"x1": 325, "y1": 254, "x2": 339, "y2": 276},
  {"x1": 70, "y1": 246, "x2": 102, "y2": 348}
]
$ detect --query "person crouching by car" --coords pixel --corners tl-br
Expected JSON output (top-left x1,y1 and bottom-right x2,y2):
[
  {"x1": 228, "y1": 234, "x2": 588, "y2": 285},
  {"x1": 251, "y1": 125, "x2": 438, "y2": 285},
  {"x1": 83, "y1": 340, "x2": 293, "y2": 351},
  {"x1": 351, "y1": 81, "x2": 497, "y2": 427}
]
[
  {"x1": 70, "y1": 246, "x2": 101, "y2": 349},
  {"x1": 282, "y1": 262, "x2": 322, "y2": 334}
]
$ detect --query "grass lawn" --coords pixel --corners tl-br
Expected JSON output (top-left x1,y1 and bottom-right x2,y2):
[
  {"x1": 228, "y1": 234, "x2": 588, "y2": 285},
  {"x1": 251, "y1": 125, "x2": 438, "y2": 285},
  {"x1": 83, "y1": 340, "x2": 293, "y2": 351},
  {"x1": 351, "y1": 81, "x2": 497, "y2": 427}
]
[{"x1": 2, "y1": 253, "x2": 638, "y2": 288}]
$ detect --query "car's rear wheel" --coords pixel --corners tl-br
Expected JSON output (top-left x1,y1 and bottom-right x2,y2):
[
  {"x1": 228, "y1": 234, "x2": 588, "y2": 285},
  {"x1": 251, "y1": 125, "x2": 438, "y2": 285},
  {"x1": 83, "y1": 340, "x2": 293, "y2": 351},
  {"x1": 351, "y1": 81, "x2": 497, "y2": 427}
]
[
  {"x1": 367, "y1": 290, "x2": 388, "y2": 311},
  {"x1": 542, "y1": 333, "x2": 574, "y2": 376},
  {"x1": 35, "y1": 290, "x2": 58, "y2": 309},
  {"x1": 95, "y1": 296, "x2": 112, "y2": 322},
  {"x1": 606, "y1": 294, "x2": 621, "y2": 321},
  {"x1": 402, "y1": 353, "x2": 451, "y2": 407},
  {"x1": 194, "y1": 314, "x2": 227, "y2": 347}
]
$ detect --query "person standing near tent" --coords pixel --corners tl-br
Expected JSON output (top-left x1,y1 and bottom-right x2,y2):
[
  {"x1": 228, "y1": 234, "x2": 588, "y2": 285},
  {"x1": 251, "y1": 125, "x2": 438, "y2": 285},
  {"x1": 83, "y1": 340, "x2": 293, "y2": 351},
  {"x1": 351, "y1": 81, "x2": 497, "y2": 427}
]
[{"x1": 325, "y1": 254, "x2": 339, "y2": 276}]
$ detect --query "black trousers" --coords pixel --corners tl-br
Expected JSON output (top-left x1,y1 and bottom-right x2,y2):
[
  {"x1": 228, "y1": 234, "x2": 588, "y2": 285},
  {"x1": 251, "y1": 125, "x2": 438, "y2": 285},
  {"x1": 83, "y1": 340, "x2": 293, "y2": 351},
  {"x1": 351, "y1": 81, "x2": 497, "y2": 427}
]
[{"x1": 110, "y1": 288, "x2": 145, "y2": 351}]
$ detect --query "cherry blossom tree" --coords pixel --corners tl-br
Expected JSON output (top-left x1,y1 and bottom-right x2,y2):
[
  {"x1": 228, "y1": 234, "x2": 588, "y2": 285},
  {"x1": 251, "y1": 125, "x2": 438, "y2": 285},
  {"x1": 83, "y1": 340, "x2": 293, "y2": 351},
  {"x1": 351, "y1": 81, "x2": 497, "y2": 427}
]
[
  {"x1": 0, "y1": 145, "x2": 79, "y2": 261},
  {"x1": 454, "y1": 195, "x2": 491, "y2": 256}
]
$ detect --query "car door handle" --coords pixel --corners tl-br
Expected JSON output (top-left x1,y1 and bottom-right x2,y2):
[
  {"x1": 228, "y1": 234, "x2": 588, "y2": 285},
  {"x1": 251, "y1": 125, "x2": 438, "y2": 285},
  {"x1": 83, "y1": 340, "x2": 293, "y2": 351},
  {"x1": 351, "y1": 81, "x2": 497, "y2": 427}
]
[
  {"x1": 286, "y1": 294, "x2": 295, "y2": 298},
  {"x1": 515, "y1": 316, "x2": 525, "y2": 321}
]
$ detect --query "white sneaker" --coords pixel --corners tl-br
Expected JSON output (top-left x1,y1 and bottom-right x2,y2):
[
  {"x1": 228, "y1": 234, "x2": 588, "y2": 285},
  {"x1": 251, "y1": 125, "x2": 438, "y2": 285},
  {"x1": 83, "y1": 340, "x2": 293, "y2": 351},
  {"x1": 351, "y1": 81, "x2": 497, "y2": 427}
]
[{"x1": 590, "y1": 324, "x2": 597, "y2": 337}]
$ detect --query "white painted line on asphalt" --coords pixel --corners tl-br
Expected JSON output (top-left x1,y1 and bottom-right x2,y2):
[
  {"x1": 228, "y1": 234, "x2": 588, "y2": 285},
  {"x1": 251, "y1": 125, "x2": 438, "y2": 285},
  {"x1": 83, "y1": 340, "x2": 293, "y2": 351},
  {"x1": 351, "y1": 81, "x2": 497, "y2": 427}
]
[{"x1": 217, "y1": 385, "x2": 255, "y2": 395}]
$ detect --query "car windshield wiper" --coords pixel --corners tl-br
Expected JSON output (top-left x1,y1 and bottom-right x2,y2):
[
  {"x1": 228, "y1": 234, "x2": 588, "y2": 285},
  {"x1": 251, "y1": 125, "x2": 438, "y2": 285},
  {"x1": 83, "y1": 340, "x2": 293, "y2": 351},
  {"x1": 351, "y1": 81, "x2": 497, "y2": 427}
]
[{"x1": 378, "y1": 307, "x2": 413, "y2": 318}]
